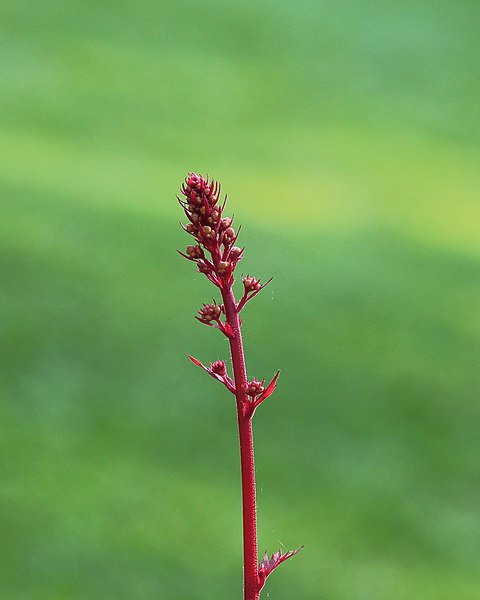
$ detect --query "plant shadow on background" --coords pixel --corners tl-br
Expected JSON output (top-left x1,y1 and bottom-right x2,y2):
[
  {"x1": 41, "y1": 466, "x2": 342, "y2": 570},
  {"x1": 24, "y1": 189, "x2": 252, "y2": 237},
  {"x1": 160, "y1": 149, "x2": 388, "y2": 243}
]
[{"x1": 1, "y1": 0, "x2": 479, "y2": 598}]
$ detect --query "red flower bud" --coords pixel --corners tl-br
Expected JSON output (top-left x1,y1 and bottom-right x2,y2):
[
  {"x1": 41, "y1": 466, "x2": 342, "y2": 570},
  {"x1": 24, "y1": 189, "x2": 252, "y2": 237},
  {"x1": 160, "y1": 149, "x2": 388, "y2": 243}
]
[
  {"x1": 221, "y1": 218, "x2": 232, "y2": 229},
  {"x1": 246, "y1": 378, "x2": 265, "y2": 397},
  {"x1": 210, "y1": 360, "x2": 227, "y2": 377},
  {"x1": 230, "y1": 246, "x2": 243, "y2": 260},
  {"x1": 217, "y1": 261, "x2": 229, "y2": 275},
  {"x1": 243, "y1": 275, "x2": 262, "y2": 292},
  {"x1": 197, "y1": 303, "x2": 222, "y2": 323},
  {"x1": 202, "y1": 225, "x2": 215, "y2": 240},
  {"x1": 187, "y1": 245, "x2": 203, "y2": 259}
]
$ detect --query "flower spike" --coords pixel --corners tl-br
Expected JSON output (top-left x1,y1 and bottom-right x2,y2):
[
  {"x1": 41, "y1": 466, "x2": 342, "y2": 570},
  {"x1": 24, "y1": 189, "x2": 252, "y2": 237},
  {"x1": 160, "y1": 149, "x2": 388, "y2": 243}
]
[{"x1": 178, "y1": 173, "x2": 301, "y2": 599}]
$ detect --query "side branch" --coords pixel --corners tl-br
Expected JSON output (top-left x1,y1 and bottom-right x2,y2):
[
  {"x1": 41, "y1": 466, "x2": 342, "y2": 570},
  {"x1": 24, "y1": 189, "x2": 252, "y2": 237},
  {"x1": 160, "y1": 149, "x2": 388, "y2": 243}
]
[
  {"x1": 252, "y1": 370, "x2": 280, "y2": 410},
  {"x1": 237, "y1": 276, "x2": 273, "y2": 313},
  {"x1": 187, "y1": 355, "x2": 236, "y2": 394},
  {"x1": 195, "y1": 301, "x2": 234, "y2": 338},
  {"x1": 243, "y1": 371, "x2": 281, "y2": 419}
]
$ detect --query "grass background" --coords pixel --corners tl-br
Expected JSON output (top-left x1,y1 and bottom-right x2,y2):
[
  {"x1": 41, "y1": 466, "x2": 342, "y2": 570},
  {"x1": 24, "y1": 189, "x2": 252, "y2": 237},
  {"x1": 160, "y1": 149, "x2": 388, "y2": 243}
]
[{"x1": 1, "y1": 0, "x2": 479, "y2": 598}]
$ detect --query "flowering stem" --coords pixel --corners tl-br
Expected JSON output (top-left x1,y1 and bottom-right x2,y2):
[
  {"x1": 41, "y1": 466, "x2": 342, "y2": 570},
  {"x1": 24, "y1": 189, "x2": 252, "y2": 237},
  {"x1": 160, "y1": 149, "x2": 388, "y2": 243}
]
[
  {"x1": 222, "y1": 287, "x2": 259, "y2": 600},
  {"x1": 177, "y1": 172, "x2": 301, "y2": 599}
]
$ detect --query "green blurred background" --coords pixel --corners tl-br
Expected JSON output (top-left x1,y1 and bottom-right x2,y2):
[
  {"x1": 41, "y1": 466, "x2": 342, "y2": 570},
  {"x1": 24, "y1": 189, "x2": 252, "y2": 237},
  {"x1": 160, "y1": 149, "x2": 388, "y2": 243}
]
[{"x1": 1, "y1": 0, "x2": 479, "y2": 598}]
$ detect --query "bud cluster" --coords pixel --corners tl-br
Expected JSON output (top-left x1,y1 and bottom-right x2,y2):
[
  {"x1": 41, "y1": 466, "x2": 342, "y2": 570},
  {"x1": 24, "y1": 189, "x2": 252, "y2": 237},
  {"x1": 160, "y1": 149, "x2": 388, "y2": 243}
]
[
  {"x1": 246, "y1": 378, "x2": 265, "y2": 397},
  {"x1": 210, "y1": 360, "x2": 227, "y2": 377},
  {"x1": 178, "y1": 173, "x2": 244, "y2": 287},
  {"x1": 186, "y1": 244, "x2": 203, "y2": 259},
  {"x1": 242, "y1": 275, "x2": 262, "y2": 293},
  {"x1": 236, "y1": 273, "x2": 272, "y2": 313},
  {"x1": 197, "y1": 302, "x2": 223, "y2": 324},
  {"x1": 179, "y1": 173, "x2": 271, "y2": 332}
]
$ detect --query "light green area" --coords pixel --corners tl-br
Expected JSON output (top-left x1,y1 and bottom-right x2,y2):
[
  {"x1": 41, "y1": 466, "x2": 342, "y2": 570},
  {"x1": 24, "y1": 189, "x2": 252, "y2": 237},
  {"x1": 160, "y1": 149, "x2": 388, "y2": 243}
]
[{"x1": 1, "y1": 0, "x2": 479, "y2": 598}]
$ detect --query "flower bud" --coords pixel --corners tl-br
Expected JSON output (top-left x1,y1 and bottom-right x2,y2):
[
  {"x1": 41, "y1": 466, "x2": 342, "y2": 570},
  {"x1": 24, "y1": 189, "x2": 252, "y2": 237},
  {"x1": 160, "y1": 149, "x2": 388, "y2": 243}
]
[
  {"x1": 210, "y1": 360, "x2": 227, "y2": 377},
  {"x1": 217, "y1": 261, "x2": 229, "y2": 275},
  {"x1": 221, "y1": 218, "x2": 232, "y2": 229},
  {"x1": 243, "y1": 275, "x2": 262, "y2": 292},
  {"x1": 187, "y1": 173, "x2": 199, "y2": 187},
  {"x1": 198, "y1": 303, "x2": 222, "y2": 323},
  {"x1": 246, "y1": 378, "x2": 265, "y2": 397},
  {"x1": 224, "y1": 227, "x2": 235, "y2": 240},
  {"x1": 187, "y1": 244, "x2": 203, "y2": 259},
  {"x1": 230, "y1": 246, "x2": 242, "y2": 260}
]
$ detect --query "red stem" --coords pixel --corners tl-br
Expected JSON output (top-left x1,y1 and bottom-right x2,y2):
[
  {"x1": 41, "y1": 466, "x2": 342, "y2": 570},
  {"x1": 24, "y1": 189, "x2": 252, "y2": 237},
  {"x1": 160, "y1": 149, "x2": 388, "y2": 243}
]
[{"x1": 221, "y1": 286, "x2": 259, "y2": 600}]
